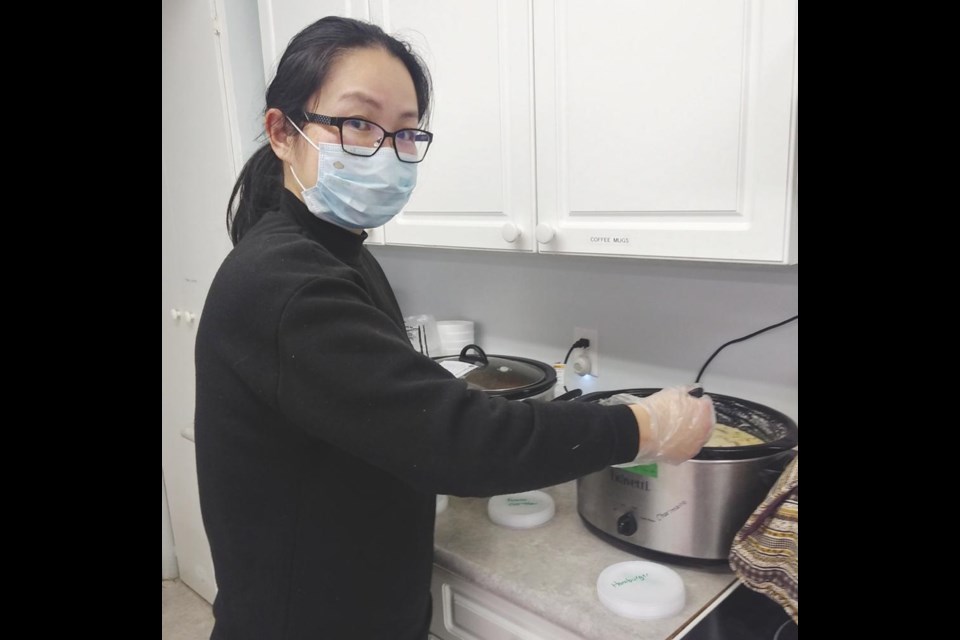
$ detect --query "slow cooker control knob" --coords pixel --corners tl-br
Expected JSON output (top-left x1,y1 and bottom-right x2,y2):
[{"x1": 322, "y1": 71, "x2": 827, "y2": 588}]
[{"x1": 616, "y1": 512, "x2": 638, "y2": 536}]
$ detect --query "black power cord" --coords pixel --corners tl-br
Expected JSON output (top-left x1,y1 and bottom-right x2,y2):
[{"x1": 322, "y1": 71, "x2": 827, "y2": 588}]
[
  {"x1": 695, "y1": 315, "x2": 798, "y2": 384},
  {"x1": 561, "y1": 338, "x2": 591, "y2": 391}
]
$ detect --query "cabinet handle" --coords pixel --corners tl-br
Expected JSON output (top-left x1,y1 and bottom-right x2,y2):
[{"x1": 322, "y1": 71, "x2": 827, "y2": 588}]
[
  {"x1": 170, "y1": 308, "x2": 182, "y2": 321},
  {"x1": 183, "y1": 311, "x2": 197, "y2": 324},
  {"x1": 500, "y1": 222, "x2": 522, "y2": 243},
  {"x1": 535, "y1": 223, "x2": 556, "y2": 244}
]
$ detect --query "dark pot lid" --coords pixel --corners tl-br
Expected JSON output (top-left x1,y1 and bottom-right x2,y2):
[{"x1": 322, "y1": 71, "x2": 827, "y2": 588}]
[
  {"x1": 577, "y1": 388, "x2": 798, "y2": 461},
  {"x1": 435, "y1": 344, "x2": 556, "y2": 400}
]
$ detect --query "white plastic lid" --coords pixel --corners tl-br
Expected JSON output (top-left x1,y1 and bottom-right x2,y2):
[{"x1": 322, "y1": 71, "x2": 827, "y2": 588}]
[
  {"x1": 596, "y1": 561, "x2": 685, "y2": 619},
  {"x1": 487, "y1": 491, "x2": 555, "y2": 529},
  {"x1": 436, "y1": 494, "x2": 449, "y2": 515}
]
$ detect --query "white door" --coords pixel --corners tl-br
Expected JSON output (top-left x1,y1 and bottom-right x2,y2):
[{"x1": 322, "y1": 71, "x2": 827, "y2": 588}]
[
  {"x1": 533, "y1": 0, "x2": 798, "y2": 263},
  {"x1": 163, "y1": 0, "x2": 244, "y2": 604},
  {"x1": 373, "y1": 0, "x2": 537, "y2": 252}
]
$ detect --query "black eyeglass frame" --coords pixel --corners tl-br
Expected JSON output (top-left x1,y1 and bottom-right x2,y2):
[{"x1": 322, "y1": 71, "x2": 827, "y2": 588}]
[{"x1": 302, "y1": 112, "x2": 433, "y2": 163}]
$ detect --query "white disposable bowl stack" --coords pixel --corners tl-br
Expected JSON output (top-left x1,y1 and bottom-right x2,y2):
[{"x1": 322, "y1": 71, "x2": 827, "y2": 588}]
[{"x1": 436, "y1": 320, "x2": 475, "y2": 357}]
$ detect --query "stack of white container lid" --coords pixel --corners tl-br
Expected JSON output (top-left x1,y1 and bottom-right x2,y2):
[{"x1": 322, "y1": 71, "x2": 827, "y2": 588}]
[{"x1": 436, "y1": 320, "x2": 475, "y2": 357}]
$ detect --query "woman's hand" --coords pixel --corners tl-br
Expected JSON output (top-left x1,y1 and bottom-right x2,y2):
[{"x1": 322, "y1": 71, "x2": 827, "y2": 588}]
[{"x1": 625, "y1": 386, "x2": 715, "y2": 465}]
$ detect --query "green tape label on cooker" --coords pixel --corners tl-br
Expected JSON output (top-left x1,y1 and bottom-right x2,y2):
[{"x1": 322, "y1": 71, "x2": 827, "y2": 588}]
[{"x1": 620, "y1": 464, "x2": 658, "y2": 478}]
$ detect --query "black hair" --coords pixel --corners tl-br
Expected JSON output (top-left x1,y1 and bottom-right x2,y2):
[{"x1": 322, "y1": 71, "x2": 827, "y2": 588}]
[{"x1": 226, "y1": 17, "x2": 432, "y2": 245}]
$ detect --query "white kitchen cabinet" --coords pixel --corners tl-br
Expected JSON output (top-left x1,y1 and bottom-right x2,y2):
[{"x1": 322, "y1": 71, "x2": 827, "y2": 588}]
[
  {"x1": 256, "y1": 0, "x2": 796, "y2": 260},
  {"x1": 258, "y1": 0, "x2": 536, "y2": 250},
  {"x1": 378, "y1": 0, "x2": 795, "y2": 262},
  {"x1": 258, "y1": 0, "x2": 370, "y2": 79},
  {"x1": 372, "y1": 1, "x2": 538, "y2": 252},
  {"x1": 533, "y1": 0, "x2": 797, "y2": 263},
  {"x1": 256, "y1": 0, "x2": 386, "y2": 245}
]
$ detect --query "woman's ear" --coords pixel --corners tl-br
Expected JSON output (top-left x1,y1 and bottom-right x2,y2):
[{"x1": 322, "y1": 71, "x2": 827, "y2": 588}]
[{"x1": 265, "y1": 108, "x2": 297, "y2": 162}]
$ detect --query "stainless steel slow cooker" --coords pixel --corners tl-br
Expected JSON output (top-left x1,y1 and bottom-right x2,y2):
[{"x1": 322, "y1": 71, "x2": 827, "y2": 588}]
[
  {"x1": 576, "y1": 388, "x2": 798, "y2": 560},
  {"x1": 434, "y1": 344, "x2": 557, "y2": 401}
]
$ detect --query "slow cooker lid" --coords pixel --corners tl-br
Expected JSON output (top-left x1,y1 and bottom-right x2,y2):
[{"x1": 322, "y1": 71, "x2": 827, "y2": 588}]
[{"x1": 436, "y1": 344, "x2": 555, "y2": 398}]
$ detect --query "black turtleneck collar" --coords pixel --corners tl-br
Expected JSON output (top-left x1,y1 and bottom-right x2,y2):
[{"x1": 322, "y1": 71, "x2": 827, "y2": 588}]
[{"x1": 280, "y1": 189, "x2": 368, "y2": 263}]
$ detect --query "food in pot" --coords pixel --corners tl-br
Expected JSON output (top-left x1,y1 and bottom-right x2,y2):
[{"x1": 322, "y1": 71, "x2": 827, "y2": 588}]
[{"x1": 706, "y1": 424, "x2": 764, "y2": 447}]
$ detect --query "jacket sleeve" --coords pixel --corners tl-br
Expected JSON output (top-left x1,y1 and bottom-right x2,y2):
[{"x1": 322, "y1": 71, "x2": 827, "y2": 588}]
[{"x1": 274, "y1": 275, "x2": 638, "y2": 497}]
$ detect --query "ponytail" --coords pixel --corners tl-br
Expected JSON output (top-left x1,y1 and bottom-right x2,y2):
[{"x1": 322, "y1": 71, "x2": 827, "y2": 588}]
[{"x1": 226, "y1": 144, "x2": 283, "y2": 246}]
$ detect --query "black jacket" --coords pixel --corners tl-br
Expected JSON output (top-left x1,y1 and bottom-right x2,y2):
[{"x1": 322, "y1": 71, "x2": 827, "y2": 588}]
[{"x1": 194, "y1": 190, "x2": 638, "y2": 639}]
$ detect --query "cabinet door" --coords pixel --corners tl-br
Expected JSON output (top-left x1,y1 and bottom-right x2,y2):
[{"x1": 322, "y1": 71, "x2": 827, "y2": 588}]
[
  {"x1": 257, "y1": 0, "x2": 370, "y2": 79},
  {"x1": 533, "y1": 0, "x2": 797, "y2": 263},
  {"x1": 372, "y1": 1, "x2": 537, "y2": 252},
  {"x1": 256, "y1": 1, "x2": 385, "y2": 243}
]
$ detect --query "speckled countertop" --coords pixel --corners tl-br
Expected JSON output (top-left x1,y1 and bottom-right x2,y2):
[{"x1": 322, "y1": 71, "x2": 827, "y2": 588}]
[{"x1": 433, "y1": 481, "x2": 735, "y2": 640}]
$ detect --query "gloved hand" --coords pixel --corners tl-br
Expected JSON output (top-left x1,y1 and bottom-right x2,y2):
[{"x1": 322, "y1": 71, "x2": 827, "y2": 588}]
[{"x1": 619, "y1": 386, "x2": 716, "y2": 465}]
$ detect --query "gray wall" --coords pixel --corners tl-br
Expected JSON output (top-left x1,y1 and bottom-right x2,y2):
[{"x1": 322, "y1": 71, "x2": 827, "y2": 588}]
[{"x1": 371, "y1": 246, "x2": 799, "y2": 420}]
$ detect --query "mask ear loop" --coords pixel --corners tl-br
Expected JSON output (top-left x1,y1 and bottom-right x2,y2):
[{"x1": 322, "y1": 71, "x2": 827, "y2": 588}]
[{"x1": 285, "y1": 116, "x2": 320, "y2": 191}]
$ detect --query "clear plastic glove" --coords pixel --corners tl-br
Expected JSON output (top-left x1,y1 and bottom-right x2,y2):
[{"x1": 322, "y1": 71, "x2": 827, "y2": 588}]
[{"x1": 617, "y1": 386, "x2": 716, "y2": 466}]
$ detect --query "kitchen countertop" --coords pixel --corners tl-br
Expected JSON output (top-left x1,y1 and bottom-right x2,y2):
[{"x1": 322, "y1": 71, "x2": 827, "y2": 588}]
[{"x1": 433, "y1": 481, "x2": 735, "y2": 640}]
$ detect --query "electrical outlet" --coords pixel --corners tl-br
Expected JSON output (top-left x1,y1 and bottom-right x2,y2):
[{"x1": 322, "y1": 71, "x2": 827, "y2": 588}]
[{"x1": 572, "y1": 327, "x2": 599, "y2": 377}]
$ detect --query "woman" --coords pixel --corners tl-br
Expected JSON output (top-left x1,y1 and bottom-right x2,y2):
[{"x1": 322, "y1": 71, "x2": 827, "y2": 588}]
[{"x1": 195, "y1": 16, "x2": 714, "y2": 640}]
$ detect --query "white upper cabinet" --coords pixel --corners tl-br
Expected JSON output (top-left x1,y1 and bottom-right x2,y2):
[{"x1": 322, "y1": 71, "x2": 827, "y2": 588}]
[
  {"x1": 258, "y1": 0, "x2": 370, "y2": 78},
  {"x1": 372, "y1": 1, "x2": 537, "y2": 251},
  {"x1": 258, "y1": 0, "x2": 797, "y2": 262},
  {"x1": 256, "y1": 1, "x2": 384, "y2": 243},
  {"x1": 533, "y1": 0, "x2": 797, "y2": 263}
]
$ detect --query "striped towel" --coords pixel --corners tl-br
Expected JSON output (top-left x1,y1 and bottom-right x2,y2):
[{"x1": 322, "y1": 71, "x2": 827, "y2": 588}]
[{"x1": 729, "y1": 455, "x2": 798, "y2": 624}]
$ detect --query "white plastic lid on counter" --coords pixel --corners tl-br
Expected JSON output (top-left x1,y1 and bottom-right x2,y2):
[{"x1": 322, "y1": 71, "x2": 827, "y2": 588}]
[
  {"x1": 487, "y1": 491, "x2": 555, "y2": 529},
  {"x1": 596, "y1": 561, "x2": 685, "y2": 619}
]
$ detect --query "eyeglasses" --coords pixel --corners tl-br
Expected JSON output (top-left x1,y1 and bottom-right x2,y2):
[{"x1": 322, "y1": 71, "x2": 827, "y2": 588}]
[{"x1": 302, "y1": 112, "x2": 433, "y2": 163}]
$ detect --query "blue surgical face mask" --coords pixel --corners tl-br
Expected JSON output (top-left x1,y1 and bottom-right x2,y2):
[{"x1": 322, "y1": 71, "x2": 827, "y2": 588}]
[{"x1": 287, "y1": 118, "x2": 417, "y2": 230}]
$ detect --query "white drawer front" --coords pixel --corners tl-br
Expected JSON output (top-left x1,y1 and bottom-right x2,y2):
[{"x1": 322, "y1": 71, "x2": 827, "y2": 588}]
[{"x1": 431, "y1": 565, "x2": 582, "y2": 640}]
